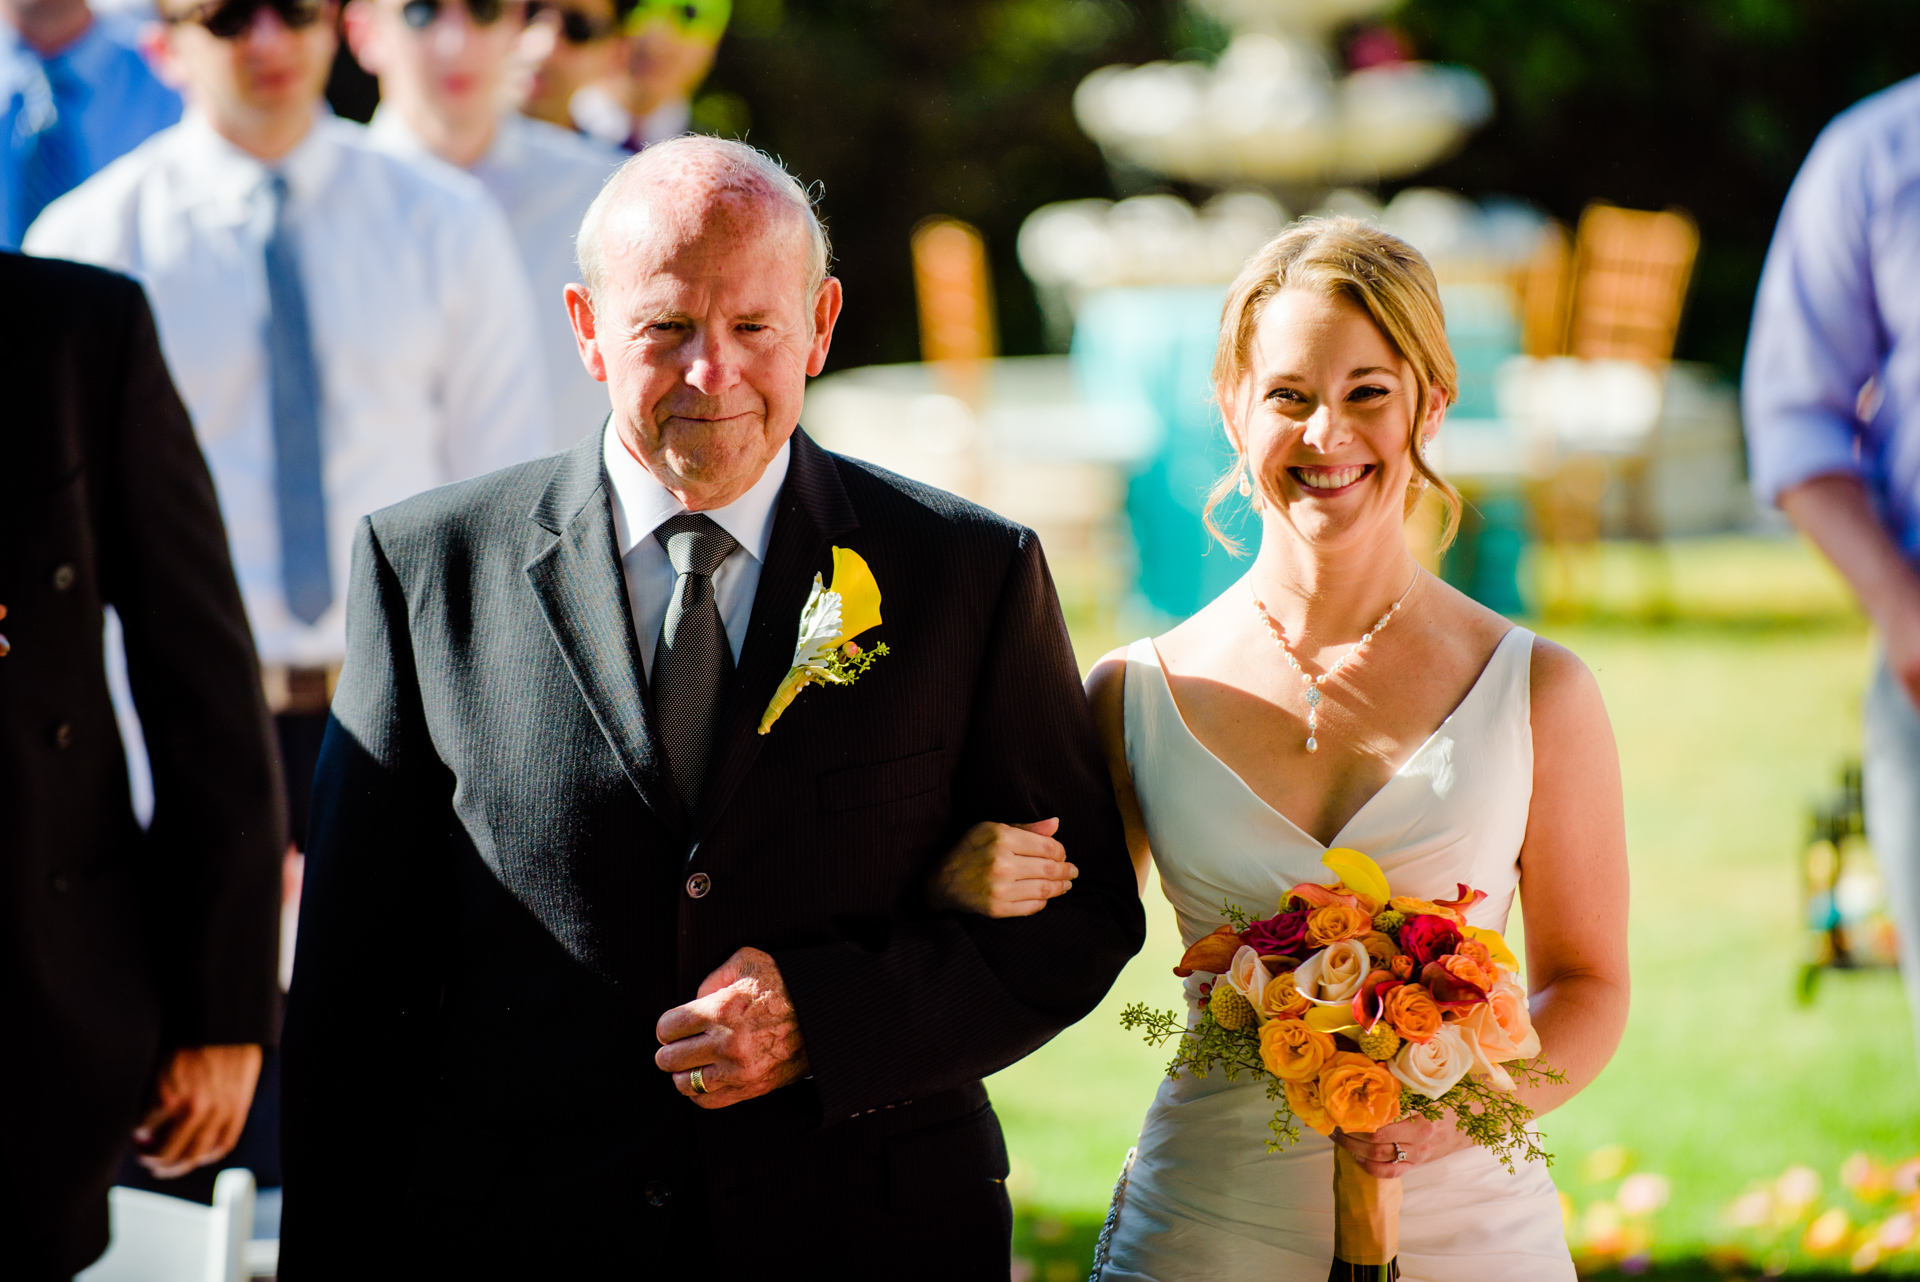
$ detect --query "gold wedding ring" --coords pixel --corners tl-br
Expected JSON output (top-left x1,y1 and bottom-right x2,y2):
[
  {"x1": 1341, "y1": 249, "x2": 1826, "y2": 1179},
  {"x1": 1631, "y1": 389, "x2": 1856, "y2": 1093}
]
[{"x1": 690, "y1": 1065, "x2": 710, "y2": 1095}]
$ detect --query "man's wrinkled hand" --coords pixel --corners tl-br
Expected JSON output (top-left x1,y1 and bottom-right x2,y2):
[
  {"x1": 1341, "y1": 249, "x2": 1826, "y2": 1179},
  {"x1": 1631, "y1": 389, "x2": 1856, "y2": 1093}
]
[
  {"x1": 132, "y1": 1044, "x2": 262, "y2": 1178},
  {"x1": 926, "y1": 817, "x2": 1076, "y2": 918},
  {"x1": 655, "y1": 947, "x2": 808, "y2": 1109}
]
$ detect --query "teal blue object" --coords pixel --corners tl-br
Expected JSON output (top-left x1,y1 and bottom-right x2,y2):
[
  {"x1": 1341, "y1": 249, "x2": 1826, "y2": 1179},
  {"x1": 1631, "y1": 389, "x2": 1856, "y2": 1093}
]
[
  {"x1": 1072, "y1": 286, "x2": 1255, "y2": 618},
  {"x1": 1440, "y1": 487, "x2": 1530, "y2": 616}
]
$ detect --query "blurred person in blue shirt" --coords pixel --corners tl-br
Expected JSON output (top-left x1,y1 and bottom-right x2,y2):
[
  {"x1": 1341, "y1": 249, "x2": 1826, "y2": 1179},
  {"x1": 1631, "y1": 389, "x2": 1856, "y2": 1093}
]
[
  {"x1": 1746, "y1": 74, "x2": 1920, "y2": 1064},
  {"x1": 1, "y1": 0, "x2": 181, "y2": 245},
  {"x1": 346, "y1": 0, "x2": 622, "y2": 450}
]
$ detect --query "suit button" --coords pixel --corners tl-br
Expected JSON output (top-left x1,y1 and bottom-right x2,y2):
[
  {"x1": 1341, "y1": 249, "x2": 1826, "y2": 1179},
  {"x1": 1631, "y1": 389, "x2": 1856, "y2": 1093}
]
[
  {"x1": 48, "y1": 873, "x2": 70, "y2": 896},
  {"x1": 51, "y1": 722, "x2": 73, "y2": 749},
  {"x1": 686, "y1": 872, "x2": 711, "y2": 899},
  {"x1": 51, "y1": 563, "x2": 76, "y2": 592},
  {"x1": 643, "y1": 1181, "x2": 672, "y2": 1208}
]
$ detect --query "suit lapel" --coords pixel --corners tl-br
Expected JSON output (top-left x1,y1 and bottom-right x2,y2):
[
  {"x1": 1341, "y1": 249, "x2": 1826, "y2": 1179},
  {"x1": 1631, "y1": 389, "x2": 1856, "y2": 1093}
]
[
  {"x1": 692, "y1": 429, "x2": 858, "y2": 841},
  {"x1": 524, "y1": 432, "x2": 689, "y2": 835}
]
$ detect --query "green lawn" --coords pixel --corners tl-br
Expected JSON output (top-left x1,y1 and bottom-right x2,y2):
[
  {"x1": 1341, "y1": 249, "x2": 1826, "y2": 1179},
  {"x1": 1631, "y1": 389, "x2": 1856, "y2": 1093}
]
[{"x1": 992, "y1": 536, "x2": 1920, "y2": 1278}]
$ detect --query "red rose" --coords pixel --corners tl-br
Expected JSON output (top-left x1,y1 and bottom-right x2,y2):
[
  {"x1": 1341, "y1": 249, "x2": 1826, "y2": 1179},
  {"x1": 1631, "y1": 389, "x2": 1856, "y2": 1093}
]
[
  {"x1": 1399, "y1": 913, "x2": 1463, "y2": 968},
  {"x1": 1245, "y1": 909, "x2": 1310, "y2": 959}
]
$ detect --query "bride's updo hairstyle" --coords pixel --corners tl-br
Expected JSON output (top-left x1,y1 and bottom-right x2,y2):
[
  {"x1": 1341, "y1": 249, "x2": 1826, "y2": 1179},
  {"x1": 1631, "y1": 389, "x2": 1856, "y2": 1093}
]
[{"x1": 1205, "y1": 215, "x2": 1463, "y2": 554}]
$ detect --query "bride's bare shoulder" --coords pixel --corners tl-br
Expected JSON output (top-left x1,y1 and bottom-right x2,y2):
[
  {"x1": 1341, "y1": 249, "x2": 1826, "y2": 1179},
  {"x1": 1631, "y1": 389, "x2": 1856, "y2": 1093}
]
[{"x1": 1526, "y1": 634, "x2": 1611, "y2": 732}]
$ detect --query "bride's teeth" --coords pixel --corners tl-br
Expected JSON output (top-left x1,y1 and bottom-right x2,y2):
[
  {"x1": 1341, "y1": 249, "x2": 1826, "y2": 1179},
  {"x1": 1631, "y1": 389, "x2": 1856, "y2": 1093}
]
[{"x1": 1298, "y1": 466, "x2": 1364, "y2": 490}]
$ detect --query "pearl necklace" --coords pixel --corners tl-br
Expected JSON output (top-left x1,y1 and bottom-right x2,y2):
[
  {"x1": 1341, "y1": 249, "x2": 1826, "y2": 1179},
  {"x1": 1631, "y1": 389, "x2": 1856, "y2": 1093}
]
[{"x1": 1250, "y1": 572, "x2": 1420, "y2": 754}]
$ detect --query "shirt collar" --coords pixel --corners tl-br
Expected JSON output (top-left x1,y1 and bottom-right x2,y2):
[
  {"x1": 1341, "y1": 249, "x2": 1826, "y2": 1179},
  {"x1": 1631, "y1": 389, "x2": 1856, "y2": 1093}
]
[
  {"x1": 174, "y1": 107, "x2": 342, "y2": 214},
  {"x1": 603, "y1": 419, "x2": 791, "y2": 566},
  {"x1": 368, "y1": 105, "x2": 526, "y2": 174}
]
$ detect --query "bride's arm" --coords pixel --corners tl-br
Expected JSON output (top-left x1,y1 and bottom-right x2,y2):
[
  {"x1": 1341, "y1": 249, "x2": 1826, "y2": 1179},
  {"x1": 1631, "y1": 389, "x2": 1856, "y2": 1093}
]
[
  {"x1": 927, "y1": 648, "x2": 1153, "y2": 915},
  {"x1": 1506, "y1": 636, "x2": 1631, "y2": 1117},
  {"x1": 1340, "y1": 636, "x2": 1629, "y2": 1176}
]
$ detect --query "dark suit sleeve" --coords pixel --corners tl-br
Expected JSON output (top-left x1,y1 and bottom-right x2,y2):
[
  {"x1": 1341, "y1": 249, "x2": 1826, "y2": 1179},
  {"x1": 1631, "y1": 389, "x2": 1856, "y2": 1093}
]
[
  {"x1": 279, "y1": 518, "x2": 453, "y2": 1275},
  {"x1": 101, "y1": 279, "x2": 284, "y2": 1048},
  {"x1": 774, "y1": 530, "x2": 1146, "y2": 1122}
]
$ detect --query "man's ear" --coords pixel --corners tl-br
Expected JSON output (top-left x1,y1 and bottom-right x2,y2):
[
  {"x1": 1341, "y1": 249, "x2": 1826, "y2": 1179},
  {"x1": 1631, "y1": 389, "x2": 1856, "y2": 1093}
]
[
  {"x1": 565, "y1": 283, "x2": 608, "y2": 382},
  {"x1": 340, "y1": 0, "x2": 382, "y2": 72},
  {"x1": 805, "y1": 276, "x2": 842, "y2": 378},
  {"x1": 139, "y1": 18, "x2": 191, "y2": 91}
]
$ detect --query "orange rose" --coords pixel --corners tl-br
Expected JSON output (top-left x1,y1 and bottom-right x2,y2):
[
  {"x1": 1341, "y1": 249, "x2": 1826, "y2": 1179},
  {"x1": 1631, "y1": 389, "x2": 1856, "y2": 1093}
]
[
  {"x1": 1381, "y1": 983, "x2": 1442, "y2": 1043},
  {"x1": 1358, "y1": 930, "x2": 1402, "y2": 970},
  {"x1": 1389, "y1": 894, "x2": 1461, "y2": 924},
  {"x1": 1305, "y1": 904, "x2": 1372, "y2": 948},
  {"x1": 1283, "y1": 1074, "x2": 1335, "y2": 1136},
  {"x1": 1438, "y1": 951, "x2": 1495, "y2": 994},
  {"x1": 1261, "y1": 971, "x2": 1312, "y2": 1021},
  {"x1": 1260, "y1": 1017, "x2": 1336, "y2": 1082},
  {"x1": 1485, "y1": 975, "x2": 1541, "y2": 1059},
  {"x1": 1319, "y1": 1051, "x2": 1403, "y2": 1133},
  {"x1": 1453, "y1": 939, "x2": 1494, "y2": 973},
  {"x1": 1388, "y1": 954, "x2": 1415, "y2": 981}
]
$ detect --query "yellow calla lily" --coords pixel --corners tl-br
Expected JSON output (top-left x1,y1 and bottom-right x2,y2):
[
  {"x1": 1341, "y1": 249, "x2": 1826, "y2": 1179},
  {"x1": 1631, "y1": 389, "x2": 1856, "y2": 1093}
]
[
  {"x1": 830, "y1": 546, "x2": 882, "y2": 643},
  {"x1": 1303, "y1": 1005, "x2": 1360, "y2": 1035},
  {"x1": 1463, "y1": 926, "x2": 1520, "y2": 971},
  {"x1": 1320, "y1": 847, "x2": 1390, "y2": 911}
]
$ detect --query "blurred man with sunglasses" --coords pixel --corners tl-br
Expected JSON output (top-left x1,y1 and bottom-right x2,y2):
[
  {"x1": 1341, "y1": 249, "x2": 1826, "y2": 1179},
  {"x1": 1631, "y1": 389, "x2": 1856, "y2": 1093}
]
[
  {"x1": 1, "y1": 0, "x2": 181, "y2": 247},
  {"x1": 348, "y1": 0, "x2": 622, "y2": 450},
  {"x1": 519, "y1": 0, "x2": 627, "y2": 133},
  {"x1": 22, "y1": 0, "x2": 551, "y2": 1207},
  {"x1": 571, "y1": 0, "x2": 723, "y2": 151}
]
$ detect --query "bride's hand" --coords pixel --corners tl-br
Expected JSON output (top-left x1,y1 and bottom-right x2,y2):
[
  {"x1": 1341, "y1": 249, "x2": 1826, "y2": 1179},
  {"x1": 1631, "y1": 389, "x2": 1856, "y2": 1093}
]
[
  {"x1": 926, "y1": 818, "x2": 1077, "y2": 917},
  {"x1": 1334, "y1": 1115, "x2": 1476, "y2": 1179}
]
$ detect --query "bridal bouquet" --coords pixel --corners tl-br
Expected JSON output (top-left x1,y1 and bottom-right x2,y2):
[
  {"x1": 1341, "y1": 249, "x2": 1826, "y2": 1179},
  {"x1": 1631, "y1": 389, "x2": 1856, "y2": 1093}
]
[{"x1": 1121, "y1": 848, "x2": 1565, "y2": 1281}]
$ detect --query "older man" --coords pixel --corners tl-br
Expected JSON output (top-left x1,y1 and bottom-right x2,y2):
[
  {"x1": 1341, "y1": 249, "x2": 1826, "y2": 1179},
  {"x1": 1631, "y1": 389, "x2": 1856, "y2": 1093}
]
[
  {"x1": 279, "y1": 136, "x2": 1142, "y2": 1277},
  {"x1": 346, "y1": 0, "x2": 623, "y2": 448}
]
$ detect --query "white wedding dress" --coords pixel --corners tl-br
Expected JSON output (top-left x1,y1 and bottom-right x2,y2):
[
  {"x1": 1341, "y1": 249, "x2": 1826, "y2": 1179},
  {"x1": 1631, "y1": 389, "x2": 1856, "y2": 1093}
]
[{"x1": 1095, "y1": 629, "x2": 1575, "y2": 1282}]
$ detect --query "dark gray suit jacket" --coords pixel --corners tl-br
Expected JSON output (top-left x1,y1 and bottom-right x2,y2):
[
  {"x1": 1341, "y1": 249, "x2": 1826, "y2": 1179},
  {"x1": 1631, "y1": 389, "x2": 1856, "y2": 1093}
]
[
  {"x1": 0, "y1": 252, "x2": 284, "y2": 1277},
  {"x1": 280, "y1": 428, "x2": 1144, "y2": 1278}
]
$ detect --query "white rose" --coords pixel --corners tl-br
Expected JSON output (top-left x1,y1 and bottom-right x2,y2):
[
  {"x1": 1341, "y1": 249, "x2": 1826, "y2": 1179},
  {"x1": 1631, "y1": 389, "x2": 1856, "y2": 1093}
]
[
  {"x1": 1228, "y1": 945, "x2": 1273, "y2": 1007},
  {"x1": 1294, "y1": 938, "x2": 1370, "y2": 1004},
  {"x1": 1388, "y1": 1023, "x2": 1476, "y2": 1100}
]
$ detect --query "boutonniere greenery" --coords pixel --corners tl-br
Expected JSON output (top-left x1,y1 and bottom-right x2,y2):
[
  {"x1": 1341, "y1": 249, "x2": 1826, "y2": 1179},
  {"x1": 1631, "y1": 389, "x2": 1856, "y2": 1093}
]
[{"x1": 758, "y1": 546, "x2": 889, "y2": 735}]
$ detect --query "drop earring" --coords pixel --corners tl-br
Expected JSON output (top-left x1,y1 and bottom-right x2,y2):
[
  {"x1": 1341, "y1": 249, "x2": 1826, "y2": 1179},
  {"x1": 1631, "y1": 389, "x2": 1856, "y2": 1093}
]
[{"x1": 1237, "y1": 465, "x2": 1252, "y2": 497}]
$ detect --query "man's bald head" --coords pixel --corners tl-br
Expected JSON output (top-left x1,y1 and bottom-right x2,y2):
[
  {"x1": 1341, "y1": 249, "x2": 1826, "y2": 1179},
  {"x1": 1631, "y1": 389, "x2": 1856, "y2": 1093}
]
[{"x1": 575, "y1": 136, "x2": 830, "y2": 305}]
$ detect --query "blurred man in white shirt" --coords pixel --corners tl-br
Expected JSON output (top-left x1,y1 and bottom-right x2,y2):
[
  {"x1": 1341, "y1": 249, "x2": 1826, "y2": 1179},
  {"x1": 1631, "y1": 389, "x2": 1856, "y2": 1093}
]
[
  {"x1": 346, "y1": 0, "x2": 620, "y2": 450},
  {"x1": 570, "y1": 0, "x2": 724, "y2": 151}
]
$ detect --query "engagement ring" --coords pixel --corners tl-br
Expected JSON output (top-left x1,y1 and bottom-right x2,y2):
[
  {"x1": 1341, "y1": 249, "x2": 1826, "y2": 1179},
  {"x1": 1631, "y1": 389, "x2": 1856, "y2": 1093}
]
[{"x1": 1393, "y1": 1144, "x2": 1407, "y2": 1164}]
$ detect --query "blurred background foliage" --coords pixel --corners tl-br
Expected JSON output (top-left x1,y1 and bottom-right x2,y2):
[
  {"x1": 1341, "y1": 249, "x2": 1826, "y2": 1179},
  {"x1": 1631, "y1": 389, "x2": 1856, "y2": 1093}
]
[{"x1": 694, "y1": 0, "x2": 1920, "y2": 375}]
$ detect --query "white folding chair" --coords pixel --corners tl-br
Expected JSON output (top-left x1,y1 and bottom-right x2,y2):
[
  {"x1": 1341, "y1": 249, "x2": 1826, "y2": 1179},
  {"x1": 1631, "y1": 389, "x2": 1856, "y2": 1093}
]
[{"x1": 77, "y1": 1168, "x2": 257, "y2": 1282}]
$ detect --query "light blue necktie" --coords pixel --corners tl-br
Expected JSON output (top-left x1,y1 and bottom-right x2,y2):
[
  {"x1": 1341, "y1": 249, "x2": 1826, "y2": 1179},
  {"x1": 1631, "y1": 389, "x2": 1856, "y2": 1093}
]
[
  {"x1": 10, "y1": 55, "x2": 86, "y2": 244},
  {"x1": 265, "y1": 173, "x2": 331, "y2": 625}
]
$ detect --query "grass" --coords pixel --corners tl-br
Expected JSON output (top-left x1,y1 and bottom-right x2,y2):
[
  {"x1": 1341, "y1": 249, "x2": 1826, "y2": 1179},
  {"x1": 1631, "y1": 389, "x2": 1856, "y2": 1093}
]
[{"x1": 991, "y1": 535, "x2": 1920, "y2": 1277}]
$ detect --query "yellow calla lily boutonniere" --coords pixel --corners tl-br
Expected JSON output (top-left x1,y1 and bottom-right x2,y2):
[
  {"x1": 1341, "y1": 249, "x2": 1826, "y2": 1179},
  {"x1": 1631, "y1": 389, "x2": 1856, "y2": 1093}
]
[{"x1": 757, "y1": 546, "x2": 889, "y2": 735}]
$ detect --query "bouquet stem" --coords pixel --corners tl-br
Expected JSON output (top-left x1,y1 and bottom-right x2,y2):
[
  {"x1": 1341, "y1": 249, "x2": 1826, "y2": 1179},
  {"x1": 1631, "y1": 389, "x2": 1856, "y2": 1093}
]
[{"x1": 1328, "y1": 1145, "x2": 1400, "y2": 1281}]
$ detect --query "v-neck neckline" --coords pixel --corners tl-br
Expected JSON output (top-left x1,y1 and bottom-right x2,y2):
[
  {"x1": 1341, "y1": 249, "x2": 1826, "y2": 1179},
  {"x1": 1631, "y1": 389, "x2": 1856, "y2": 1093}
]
[{"x1": 1144, "y1": 628, "x2": 1523, "y2": 851}]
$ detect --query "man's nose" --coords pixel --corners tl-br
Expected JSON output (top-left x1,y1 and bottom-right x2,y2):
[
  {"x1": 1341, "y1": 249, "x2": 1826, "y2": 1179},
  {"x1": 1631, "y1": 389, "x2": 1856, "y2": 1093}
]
[
  {"x1": 682, "y1": 330, "x2": 741, "y2": 394},
  {"x1": 242, "y1": 6, "x2": 296, "y2": 45}
]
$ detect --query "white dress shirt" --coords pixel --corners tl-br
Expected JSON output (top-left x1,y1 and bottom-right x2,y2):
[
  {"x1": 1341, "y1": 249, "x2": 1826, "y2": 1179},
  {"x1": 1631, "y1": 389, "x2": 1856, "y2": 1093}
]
[
  {"x1": 25, "y1": 110, "x2": 553, "y2": 666},
  {"x1": 369, "y1": 110, "x2": 624, "y2": 452},
  {"x1": 602, "y1": 419, "x2": 790, "y2": 681}
]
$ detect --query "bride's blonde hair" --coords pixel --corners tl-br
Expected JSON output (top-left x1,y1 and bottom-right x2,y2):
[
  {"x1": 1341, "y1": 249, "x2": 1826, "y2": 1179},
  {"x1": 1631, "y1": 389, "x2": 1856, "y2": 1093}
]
[{"x1": 1205, "y1": 215, "x2": 1462, "y2": 554}]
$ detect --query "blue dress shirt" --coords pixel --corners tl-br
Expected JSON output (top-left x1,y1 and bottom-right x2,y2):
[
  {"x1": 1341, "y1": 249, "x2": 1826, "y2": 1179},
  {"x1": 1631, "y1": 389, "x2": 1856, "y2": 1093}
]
[
  {"x1": 1745, "y1": 74, "x2": 1920, "y2": 556},
  {"x1": 1, "y1": 14, "x2": 179, "y2": 249}
]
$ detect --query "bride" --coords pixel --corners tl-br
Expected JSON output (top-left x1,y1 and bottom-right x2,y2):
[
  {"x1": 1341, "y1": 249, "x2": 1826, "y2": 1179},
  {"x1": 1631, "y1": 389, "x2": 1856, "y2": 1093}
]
[{"x1": 933, "y1": 216, "x2": 1629, "y2": 1279}]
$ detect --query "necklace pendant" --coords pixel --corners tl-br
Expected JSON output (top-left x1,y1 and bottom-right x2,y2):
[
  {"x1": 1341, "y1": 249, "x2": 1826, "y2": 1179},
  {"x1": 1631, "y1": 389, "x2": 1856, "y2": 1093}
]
[
  {"x1": 1305, "y1": 685, "x2": 1321, "y2": 707},
  {"x1": 1305, "y1": 736, "x2": 1318, "y2": 753}
]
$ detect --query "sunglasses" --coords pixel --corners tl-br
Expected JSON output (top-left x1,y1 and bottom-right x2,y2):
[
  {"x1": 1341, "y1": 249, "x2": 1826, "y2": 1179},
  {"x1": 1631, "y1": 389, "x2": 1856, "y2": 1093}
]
[
  {"x1": 623, "y1": 0, "x2": 727, "y2": 40},
  {"x1": 528, "y1": 1, "x2": 616, "y2": 44},
  {"x1": 399, "y1": 0, "x2": 507, "y2": 28},
  {"x1": 166, "y1": 0, "x2": 328, "y2": 38}
]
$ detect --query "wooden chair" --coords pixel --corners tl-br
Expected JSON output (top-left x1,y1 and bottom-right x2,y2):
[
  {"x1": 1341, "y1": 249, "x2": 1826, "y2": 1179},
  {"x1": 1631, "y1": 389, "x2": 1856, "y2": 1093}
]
[
  {"x1": 910, "y1": 216, "x2": 997, "y2": 406},
  {"x1": 1523, "y1": 203, "x2": 1699, "y2": 616}
]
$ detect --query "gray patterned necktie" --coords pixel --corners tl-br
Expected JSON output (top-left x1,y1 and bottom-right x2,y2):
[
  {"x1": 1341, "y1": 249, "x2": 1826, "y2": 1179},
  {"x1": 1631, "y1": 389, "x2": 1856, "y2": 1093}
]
[
  {"x1": 652, "y1": 513, "x2": 740, "y2": 808},
  {"x1": 265, "y1": 173, "x2": 331, "y2": 625}
]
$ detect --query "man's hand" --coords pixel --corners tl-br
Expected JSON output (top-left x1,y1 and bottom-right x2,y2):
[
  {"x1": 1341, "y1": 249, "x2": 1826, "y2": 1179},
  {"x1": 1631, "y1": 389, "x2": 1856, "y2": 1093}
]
[
  {"x1": 655, "y1": 947, "x2": 808, "y2": 1109},
  {"x1": 132, "y1": 1044, "x2": 263, "y2": 1178},
  {"x1": 926, "y1": 818, "x2": 1077, "y2": 918},
  {"x1": 1781, "y1": 474, "x2": 1920, "y2": 705}
]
